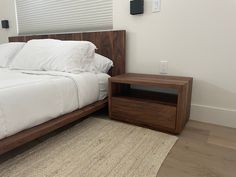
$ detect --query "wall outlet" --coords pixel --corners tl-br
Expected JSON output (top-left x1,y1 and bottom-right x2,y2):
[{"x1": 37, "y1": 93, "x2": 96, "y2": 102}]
[
  {"x1": 152, "y1": 0, "x2": 161, "y2": 13},
  {"x1": 160, "y1": 61, "x2": 168, "y2": 74}
]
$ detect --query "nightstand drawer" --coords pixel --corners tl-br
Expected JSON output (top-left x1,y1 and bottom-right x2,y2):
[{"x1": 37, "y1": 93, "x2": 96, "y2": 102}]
[{"x1": 111, "y1": 97, "x2": 177, "y2": 130}]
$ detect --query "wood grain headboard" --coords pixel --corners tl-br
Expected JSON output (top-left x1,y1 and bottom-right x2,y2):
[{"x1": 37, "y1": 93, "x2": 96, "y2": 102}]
[{"x1": 9, "y1": 30, "x2": 126, "y2": 76}]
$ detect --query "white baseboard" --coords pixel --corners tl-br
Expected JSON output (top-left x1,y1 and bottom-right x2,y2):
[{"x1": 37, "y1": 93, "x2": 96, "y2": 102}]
[{"x1": 190, "y1": 104, "x2": 236, "y2": 128}]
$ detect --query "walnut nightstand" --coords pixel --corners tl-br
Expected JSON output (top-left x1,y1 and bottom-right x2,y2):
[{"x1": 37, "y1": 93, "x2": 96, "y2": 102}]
[{"x1": 108, "y1": 73, "x2": 193, "y2": 134}]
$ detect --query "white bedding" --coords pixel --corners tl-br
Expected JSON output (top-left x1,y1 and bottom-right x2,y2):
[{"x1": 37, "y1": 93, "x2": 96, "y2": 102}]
[{"x1": 0, "y1": 68, "x2": 109, "y2": 140}]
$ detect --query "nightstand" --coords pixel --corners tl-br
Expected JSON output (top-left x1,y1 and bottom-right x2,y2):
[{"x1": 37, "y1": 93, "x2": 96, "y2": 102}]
[{"x1": 108, "y1": 73, "x2": 193, "y2": 134}]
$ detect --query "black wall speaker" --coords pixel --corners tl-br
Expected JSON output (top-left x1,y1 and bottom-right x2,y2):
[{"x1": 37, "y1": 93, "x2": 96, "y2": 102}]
[
  {"x1": 130, "y1": 0, "x2": 144, "y2": 15},
  {"x1": 1, "y1": 20, "x2": 9, "y2": 29}
]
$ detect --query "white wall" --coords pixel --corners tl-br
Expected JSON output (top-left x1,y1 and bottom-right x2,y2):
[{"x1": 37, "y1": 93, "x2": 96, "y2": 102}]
[
  {"x1": 113, "y1": 0, "x2": 236, "y2": 128},
  {"x1": 0, "y1": 0, "x2": 235, "y2": 127},
  {"x1": 0, "y1": 0, "x2": 17, "y2": 43}
]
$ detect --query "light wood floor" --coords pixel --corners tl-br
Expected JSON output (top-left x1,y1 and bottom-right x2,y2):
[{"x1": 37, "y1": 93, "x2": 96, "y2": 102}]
[
  {"x1": 157, "y1": 120, "x2": 236, "y2": 177},
  {"x1": 1, "y1": 112, "x2": 236, "y2": 177}
]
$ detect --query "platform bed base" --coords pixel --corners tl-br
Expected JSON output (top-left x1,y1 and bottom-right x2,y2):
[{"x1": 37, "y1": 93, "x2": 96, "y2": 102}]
[{"x1": 0, "y1": 99, "x2": 108, "y2": 155}]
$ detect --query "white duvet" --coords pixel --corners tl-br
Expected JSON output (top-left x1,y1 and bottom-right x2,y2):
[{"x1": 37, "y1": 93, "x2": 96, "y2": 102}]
[{"x1": 0, "y1": 69, "x2": 107, "y2": 140}]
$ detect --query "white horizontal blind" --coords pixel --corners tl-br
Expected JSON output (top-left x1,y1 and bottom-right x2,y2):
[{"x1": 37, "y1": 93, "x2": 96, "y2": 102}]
[{"x1": 15, "y1": 0, "x2": 113, "y2": 34}]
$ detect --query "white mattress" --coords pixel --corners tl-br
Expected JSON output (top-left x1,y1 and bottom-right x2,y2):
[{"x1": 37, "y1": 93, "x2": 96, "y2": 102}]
[{"x1": 0, "y1": 68, "x2": 109, "y2": 140}]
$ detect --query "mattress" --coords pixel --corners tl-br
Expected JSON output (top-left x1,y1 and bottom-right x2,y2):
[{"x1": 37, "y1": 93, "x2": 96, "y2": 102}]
[{"x1": 0, "y1": 68, "x2": 109, "y2": 140}]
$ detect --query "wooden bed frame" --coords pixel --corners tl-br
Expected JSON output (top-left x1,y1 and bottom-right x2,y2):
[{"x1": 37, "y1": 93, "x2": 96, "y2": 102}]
[{"x1": 0, "y1": 30, "x2": 126, "y2": 155}]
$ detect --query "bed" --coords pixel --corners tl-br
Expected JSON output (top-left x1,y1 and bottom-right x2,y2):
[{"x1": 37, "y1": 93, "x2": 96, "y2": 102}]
[{"x1": 0, "y1": 30, "x2": 126, "y2": 155}]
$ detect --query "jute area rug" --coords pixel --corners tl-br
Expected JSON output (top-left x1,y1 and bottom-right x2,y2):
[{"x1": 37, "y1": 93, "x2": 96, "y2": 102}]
[{"x1": 0, "y1": 117, "x2": 177, "y2": 177}]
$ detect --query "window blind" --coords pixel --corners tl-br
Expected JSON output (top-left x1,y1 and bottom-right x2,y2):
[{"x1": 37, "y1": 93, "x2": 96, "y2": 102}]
[{"x1": 15, "y1": 0, "x2": 113, "y2": 35}]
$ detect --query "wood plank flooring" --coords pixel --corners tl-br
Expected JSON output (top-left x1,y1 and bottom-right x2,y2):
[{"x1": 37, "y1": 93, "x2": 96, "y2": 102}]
[{"x1": 157, "y1": 120, "x2": 236, "y2": 177}]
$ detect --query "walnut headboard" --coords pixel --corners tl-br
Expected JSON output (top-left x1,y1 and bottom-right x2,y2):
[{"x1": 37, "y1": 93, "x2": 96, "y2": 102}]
[{"x1": 9, "y1": 30, "x2": 126, "y2": 76}]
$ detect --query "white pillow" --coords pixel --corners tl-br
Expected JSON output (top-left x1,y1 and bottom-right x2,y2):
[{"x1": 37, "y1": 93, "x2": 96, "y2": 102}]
[
  {"x1": 0, "y1": 42, "x2": 25, "y2": 68},
  {"x1": 10, "y1": 39, "x2": 97, "y2": 73},
  {"x1": 93, "y1": 53, "x2": 113, "y2": 73}
]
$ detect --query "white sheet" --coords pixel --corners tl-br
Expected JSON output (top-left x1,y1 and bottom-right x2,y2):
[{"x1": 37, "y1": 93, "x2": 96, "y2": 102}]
[
  {"x1": 0, "y1": 69, "x2": 109, "y2": 140},
  {"x1": 96, "y1": 73, "x2": 110, "y2": 100}
]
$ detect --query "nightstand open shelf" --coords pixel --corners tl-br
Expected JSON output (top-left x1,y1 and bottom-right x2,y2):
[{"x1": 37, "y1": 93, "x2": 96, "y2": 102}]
[
  {"x1": 109, "y1": 73, "x2": 193, "y2": 134},
  {"x1": 113, "y1": 89, "x2": 178, "y2": 106}
]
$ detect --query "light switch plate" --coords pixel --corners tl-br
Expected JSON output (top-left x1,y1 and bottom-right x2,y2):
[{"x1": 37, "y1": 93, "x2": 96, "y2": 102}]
[{"x1": 152, "y1": 0, "x2": 161, "y2": 13}]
